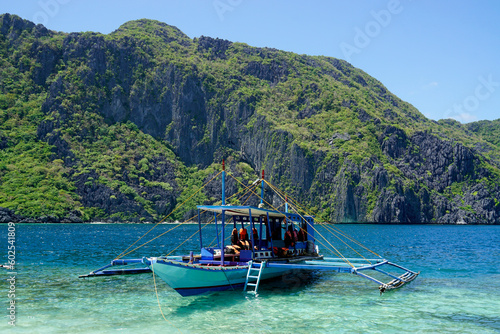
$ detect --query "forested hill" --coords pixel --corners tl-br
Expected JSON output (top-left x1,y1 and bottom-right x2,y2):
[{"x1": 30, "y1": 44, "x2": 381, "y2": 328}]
[{"x1": 1, "y1": 14, "x2": 499, "y2": 224}]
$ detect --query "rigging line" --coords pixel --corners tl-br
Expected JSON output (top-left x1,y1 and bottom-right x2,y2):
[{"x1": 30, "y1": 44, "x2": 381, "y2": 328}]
[
  {"x1": 208, "y1": 183, "x2": 259, "y2": 248},
  {"x1": 166, "y1": 220, "x2": 213, "y2": 256},
  {"x1": 282, "y1": 191, "x2": 376, "y2": 256},
  {"x1": 322, "y1": 223, "x2": 381, "y2": 258},
  {"x1": 318, "y1": 224, "x2": 371, "y2": 263},
  {"x1": 272, "y1": 187, "x2": 373, "y2": 261},
  {"x1": 229, "y1": 174, "x2": 345, "y2": 261},
  {"x1": 118, "y1": 209, "x2": 211, "y2": 259},
  {"x1": 226, "y1": 173, "x2": 348, "y2": 261},
  {"x1": 263, "y1": 180, "x2": 354, "y2": 267},
  {"x1": 208, "y1": 180, "x2": 259, "y2": 247},
  {"x1": 241, "y1": 183, "x2": 259, "y2": 205},
  {"x1": 272, "y1": 184, "x2": 381, "y2": 257},
  {"x1": 228, "y1": 174, "x2": 276, "y2": 209},
  {"x1": 151, "y1": 264, "x2": 182, "y2": 333},
  {"x1": 308, "y1": 232, "x2": 346, "y2": 259},
  {"x1": 221, "y1": 174, "x2": 338, "y2": 258},
  {"x1": 226, "y1": 174, "x2": 262, "y2": 205},
  {"x1": 225, "y1": 178, "x2": 256, "y2": 202},
  {"x1": 115, "y1": 170, "x2": 223, "y2": 260},
  {"x1": 119, "y1": 209, "x2": 213, "y2": 259},
  {"x1": 120, "y1": 175, "x2": 255, "y2": 258},
  {"x1": 229, "y1": 179, "x2": 346, "y2": 260},
  {"x1": 266, "y1": 181, "x2": 380, "y2": 258}
]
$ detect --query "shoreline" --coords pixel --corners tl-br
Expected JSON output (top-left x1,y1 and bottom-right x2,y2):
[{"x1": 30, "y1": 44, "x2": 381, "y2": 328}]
[{"x1": 1, "y1": 221, "x2": 499, "y2": 225}]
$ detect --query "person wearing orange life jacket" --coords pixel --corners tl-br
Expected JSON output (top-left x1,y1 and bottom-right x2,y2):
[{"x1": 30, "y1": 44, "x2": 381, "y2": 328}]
[
  {"x1": 227, "y1": 228, "x2": 242, "y2": 254},
  {"x1": 239, "y1": 228, "x2": 251, "y2": 250},
  {"x1": 252, "y1": 227, "x2": 259, "y2": 250},
  {"x1": 297, "y1": 226, "x2": 306, "y2": 242},
  {"x1": 284, "y1": 225, "x2": 297, "y2": 248}
]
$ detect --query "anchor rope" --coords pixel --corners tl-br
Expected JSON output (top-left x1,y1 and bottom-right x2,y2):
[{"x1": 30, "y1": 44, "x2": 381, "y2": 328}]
[{"x1": 151, "y1": 263, "x2": 182, "y2": 333}]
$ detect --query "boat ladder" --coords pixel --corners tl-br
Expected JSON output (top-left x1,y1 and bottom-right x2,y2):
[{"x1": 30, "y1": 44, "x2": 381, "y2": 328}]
[{"x1": 244, "y1": 261, "x2": 265, "y2": 294}]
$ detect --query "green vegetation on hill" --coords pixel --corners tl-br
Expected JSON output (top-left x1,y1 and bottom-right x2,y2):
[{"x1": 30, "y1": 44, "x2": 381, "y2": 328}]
[{"x1": 0, "y1": 14, "x2": 499, "y2": 224}]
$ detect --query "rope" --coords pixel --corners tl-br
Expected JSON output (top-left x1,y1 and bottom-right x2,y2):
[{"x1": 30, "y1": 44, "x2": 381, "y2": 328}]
[
  {"x1": 115, "y1": 171, "x2": 222, "y2": 260},
  {"x1": 229, "y1": 173, "x2": 349, "y2": 263},
  {"x1": 166, "y1": 220, "x2": 212, "y2": 256},
  {"x1": 263, "y1": 180, "x2": 355, "y2": 267},
  {"x1": 267, "y1": 183, "x2": 380, "y2": 258},
  {"x1": 207, "y1": 182, "x2": 258, "y2": 247},
  {"x1": 117, "y1": 214, "x2": 196, "y2": 259},
  {"x1": 151, "y1": 264, "x2": 182, "y2": 333},
  {"x1": 322, "y1": 223, "x2": 381, "y2": 258},
  {"x1": 265, "y1": 180, "x2": 369, "y2": 253},
  {"x1": 319, "y1": 224, "x2": 371, "y2": 263}
]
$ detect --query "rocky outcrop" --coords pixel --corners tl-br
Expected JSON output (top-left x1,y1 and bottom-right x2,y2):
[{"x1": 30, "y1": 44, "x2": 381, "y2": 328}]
[{"x1": 1, "y1": 14, "x2": 499, "y2": 224}]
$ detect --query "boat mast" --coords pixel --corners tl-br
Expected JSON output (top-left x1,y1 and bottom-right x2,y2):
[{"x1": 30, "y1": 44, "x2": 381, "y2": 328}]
[
  {"x1": 259, "y1": 169, "x2": 264, "y2": 251},
  {"x1": 222, "y1": 159, "x2": 226, "y2": 205},
  {"x1": 221, "y1": 160, "x2": 225, "y2": 266},
  {"x1": 260, "y1": 169, "x2": 264, "y2": 206}
]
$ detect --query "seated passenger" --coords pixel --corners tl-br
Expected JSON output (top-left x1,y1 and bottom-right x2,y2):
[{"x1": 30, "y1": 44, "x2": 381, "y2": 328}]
[
  {"x1": 231, "y1": 228, "x2": 239, "y2": 245},
  {"x1": 230, "y1": 228, "x2": 242, "y2": 251},
  {"x1": 225, "y1": 245, "x2": 240, "y2": 255},
  {"x1": 297, "y1": 227, "x2": 306, "y2": 242},
  {"x1": 252, "y1": 228, "x2": 259, "y2": 249},
  {"x1": 239, "y1": 228, "x2": 251, "y2": 250},
  {"x1": 284, "y1": 225, "x2": 297, "y2": 248}
]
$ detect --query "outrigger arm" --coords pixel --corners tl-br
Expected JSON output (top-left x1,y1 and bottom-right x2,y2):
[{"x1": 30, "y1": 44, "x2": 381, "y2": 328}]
[
  {"x1": 265, "y1": 257, "x2": 419, "y2": 293},
  {"x1": 79, "y1": 258, "x2": 152, "y2": 278}
]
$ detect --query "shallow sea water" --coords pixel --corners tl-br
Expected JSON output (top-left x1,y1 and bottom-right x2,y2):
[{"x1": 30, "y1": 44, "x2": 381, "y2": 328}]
[{"x1": 1, "y1": 223, "x2": 499, "y2": 333}]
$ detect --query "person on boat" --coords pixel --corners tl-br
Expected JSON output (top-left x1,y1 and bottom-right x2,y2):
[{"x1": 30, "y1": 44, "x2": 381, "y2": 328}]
[
  {"x1": 284, "y1": 225, "x2": 297, "y2": 248},
  {"x1": 252, "y1": 227, "x2": 259, "y2": 250},
  {"x1": 239, "y1": 228, "x2": 251, "y2": 250},
  {"x1": 230, "y1": 228, "x2": 242, "y2": 251},
  {"x1": 231, "y1": 228, "x2": 239, "y2": 245},
  {"x1": 225, "y1": 245, "x2": 240, "y2": 255},
  {"x1": 298, "y1": 226, "x2": 306, "y2": 242}
]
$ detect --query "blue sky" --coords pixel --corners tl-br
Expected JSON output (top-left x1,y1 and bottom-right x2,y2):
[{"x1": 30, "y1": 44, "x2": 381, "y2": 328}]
[{"x1": 3, "y1": 0, "x2": 500, "y2": 123}]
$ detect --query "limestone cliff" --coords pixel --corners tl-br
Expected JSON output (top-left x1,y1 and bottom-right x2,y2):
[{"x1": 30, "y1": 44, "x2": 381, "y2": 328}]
[{"x1": 1, "y1": 14, "x2": 499, "y2": 223}]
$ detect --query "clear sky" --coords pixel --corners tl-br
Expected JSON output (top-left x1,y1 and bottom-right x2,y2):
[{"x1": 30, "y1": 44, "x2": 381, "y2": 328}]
[{"x1": 2, "y1": 0, "x2": 500, "y2": 123}]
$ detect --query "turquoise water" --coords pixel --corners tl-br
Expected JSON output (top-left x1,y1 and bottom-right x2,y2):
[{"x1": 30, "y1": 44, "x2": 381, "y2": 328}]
[{"x1": 1, "y1": 223, "x2": 500, "y2": 333}]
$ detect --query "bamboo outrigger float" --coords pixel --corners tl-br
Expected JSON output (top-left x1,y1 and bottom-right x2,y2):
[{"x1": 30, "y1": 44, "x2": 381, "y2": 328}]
[{"x1": 80, "y1": 161, "x2": 419, "y2": 296}]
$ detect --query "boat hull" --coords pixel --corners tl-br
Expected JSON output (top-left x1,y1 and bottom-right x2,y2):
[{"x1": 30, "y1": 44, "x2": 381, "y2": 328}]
[{"x1": 147, "y1": 258, "x2": 293, "y2": 296}]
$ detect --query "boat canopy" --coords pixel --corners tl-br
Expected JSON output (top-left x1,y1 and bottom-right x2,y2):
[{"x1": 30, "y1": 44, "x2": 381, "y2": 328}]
[{"x1": 196, "y1": 205, "x2": 286, "y2": 218}]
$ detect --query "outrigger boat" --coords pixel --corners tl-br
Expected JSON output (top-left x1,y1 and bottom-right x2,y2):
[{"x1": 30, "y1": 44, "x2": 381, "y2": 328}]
[{"x1": 81, "y1": 162, "x2": 419, "y2": 296}]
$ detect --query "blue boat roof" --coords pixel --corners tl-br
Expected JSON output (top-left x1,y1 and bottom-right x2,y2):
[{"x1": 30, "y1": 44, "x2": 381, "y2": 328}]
[{"x1": 196, "y1": 205, "x2": 286, "y2": 218}]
